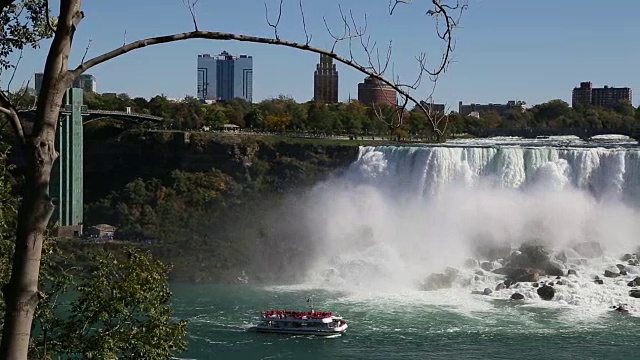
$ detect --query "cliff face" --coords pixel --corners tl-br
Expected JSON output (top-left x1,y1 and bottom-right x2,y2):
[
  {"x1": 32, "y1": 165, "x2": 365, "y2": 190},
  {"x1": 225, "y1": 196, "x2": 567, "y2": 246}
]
[
  {"x1": 84, "y1": 131, "x2": 360, "y2": 202},
  {"x1": 83, "y1": 131, "x2": 364, "y2": 284}
]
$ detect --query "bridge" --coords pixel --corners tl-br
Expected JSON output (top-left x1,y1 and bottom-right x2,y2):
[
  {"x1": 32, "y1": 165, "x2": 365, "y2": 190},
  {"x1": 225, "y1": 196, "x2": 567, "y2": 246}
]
[
  {"x1": 16, "y1": 88, "x2": 168, "y2": 238},
  {"x1": 18, "y1": 105, "x2": 164, "y2": 124}
]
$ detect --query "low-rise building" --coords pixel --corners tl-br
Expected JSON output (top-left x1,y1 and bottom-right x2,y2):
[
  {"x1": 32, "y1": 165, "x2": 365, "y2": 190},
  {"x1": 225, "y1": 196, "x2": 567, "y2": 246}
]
[
  {"x1": 458, "y1": 100, "x2": 525, "y2": 117},
  {"x1": 572, "y1": 81, "x2": 632, "y2": 108},
  {"x1": 86, "y1": 224, "x2": 116, "y2": 239}
]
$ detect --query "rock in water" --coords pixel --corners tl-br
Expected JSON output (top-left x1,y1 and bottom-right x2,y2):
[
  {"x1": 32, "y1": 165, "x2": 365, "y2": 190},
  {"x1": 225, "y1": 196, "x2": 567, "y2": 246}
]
[
  {"x1": 604, "y1": 270, "x2": 620, "y2": 278},
  {"x1": 483, "y1": 288, "x2": 492, "y2": 295},
  {"x1": 511, "y1": 293, "x2": 525, "y2": 300},
  {"x1": 567, "y1": 269, "x2": 577, "y2": 276},
  {"x1": 494, "y1": 243, "x2": 563, "y2": 281},
  {"x1": 594, "y1": 279, "x2": 604, "y2": 285},
  {"x1": 628, "y1": 277, "x2": 640, "y2": 287},
  {"x1": 421, "y1": 273, "x2": 452, "y2": 291},
  {"x1": 572, "y1": 241, "x2": 603, "y2": 258},
  {"x1": 629, "y1": 290, "x2": 640, "y2": 298},
  {"x1": 537, "y1": 285, "x2": 555, "y2": 300},
  {"x1": 421, "y1": 268, "x2": 459, "y2": 291},
  {"x1": 480, "y1": 261, "x2": 493, "y2": 271}
]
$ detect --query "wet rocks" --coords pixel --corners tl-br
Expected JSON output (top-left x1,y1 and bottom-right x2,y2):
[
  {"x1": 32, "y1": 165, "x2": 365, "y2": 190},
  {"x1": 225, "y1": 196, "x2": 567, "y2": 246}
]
[
  {"x1": 422, "y1": 273, "x2": 451, "y2": 291},
  {"x1": 471, "y1": 287, "x2": 493, "y2": 296},
  {"x1": 604, "y1": 270, "x2": 620, "y2": 278},
  {"x1": 480, "y1": 261, "x2": 494, "y2": 272},
  {"x1": 621, "y1": 253, "x2": 634, "y2": 262},
  {"x1": 627, "y1": 277, "x2": 640, "y2": 287},
  {"x1": 567, "y1": 269, "x2": 577, "y2": 276},
  {"x1": 629, "y1": 290, "x2": 640, "y2": 298},
  {"x1": 421, "y1": 267, "x2": 460, "y2": 291},
  {"x1": 622, "y1": 253, "x2": 639, "y2": 266},
  {"x1": 493, "y1": 244, "x2": 564, "y2": 281},
  {"x1": 594, "y1": 279, "x2": 604, "y2": 285},
  {"x1": 494, "y1": 267, "x2": 542, "y2": 283},
  {"x1": 503, "y1": 279, "x2": 514, "y2": 288},
  {"x1": 537, "y1": 284, "x2": 555, "y2": 301},
  {"x1": 510, "y1": 293, "x2": 525, "y2": 300}
]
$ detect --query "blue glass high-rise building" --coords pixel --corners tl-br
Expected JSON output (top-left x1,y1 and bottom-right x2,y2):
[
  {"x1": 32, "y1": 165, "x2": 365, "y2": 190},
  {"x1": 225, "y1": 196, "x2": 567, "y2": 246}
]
[{"x1": 197, "y1": 51, "x2": 253, "y2": 102}]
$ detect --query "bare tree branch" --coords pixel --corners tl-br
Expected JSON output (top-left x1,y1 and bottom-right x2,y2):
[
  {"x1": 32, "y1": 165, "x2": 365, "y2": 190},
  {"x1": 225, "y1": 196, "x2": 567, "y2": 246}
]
[
  {"x1": 389, "y1": 0, "x2": 411, "y2": 15},
  {"x1": 66, "y1": 0, "x2": 464, "y2": 139},
  {"x1": 0, "y1": 90, "x2": 25, "y2": 145},
  {"x1": 5, "y1": 49, "x2": 23, "y2": 92},
  {"x1": 264, "y1": 0, "x2": 284, "y2": 40},
  {"x1": 44, "y1": 0, "x2": 57, "y2": 33},
  {"x1": 298, "y1": 0, "x2": 312, "y2": 45},
  {"x1": 181, "y1": 0, "x2": 199, "y2": 31},
  {"x1": 79, "y1": 39, "x2": 91, "y2": 64}
]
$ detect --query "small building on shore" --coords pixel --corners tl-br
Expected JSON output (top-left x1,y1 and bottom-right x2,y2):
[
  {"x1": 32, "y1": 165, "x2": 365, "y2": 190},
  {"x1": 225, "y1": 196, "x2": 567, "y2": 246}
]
[
  {"x1": 86, "y1": 224, "x2": 117, "y2": 239},
  {"x1": 219, "y1": 124, "x2": 241, "y2": 132}
]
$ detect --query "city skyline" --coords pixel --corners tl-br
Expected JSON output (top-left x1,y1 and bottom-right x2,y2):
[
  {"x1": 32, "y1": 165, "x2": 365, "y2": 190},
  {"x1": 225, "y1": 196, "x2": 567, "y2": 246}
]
[{"x1": 4, "y1": 0, "x2": 640, "y2": 107}]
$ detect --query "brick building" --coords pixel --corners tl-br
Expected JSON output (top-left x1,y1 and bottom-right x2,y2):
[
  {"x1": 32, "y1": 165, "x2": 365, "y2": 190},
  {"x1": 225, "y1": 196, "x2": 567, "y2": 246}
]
[{"x1": 357, "y1": 76, "x2": 397, "y2": 107}]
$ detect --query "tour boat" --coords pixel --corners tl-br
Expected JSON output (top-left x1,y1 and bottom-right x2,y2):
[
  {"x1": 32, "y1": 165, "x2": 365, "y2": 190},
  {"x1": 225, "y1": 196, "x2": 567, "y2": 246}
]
[{"x1": 248, "y1": 308, "x2": 348, "y2": 336}]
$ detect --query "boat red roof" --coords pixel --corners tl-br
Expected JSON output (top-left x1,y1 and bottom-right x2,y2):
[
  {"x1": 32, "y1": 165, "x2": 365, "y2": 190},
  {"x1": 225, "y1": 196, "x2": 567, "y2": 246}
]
[{"x1": 261, "y1": 309, "x2": 334, "y2": 319}]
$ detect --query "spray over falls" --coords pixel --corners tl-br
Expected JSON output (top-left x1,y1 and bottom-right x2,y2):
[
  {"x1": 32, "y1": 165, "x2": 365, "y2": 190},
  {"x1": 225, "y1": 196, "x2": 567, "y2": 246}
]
[{"x1": 298, "y1": 137, "x2": 640, "y2": 312}]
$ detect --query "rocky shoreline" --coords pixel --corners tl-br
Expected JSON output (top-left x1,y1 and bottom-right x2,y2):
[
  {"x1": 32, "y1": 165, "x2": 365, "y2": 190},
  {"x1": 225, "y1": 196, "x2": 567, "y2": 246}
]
[{"x1": 421, "y1": 241, "x2": 640, "y2": 308}]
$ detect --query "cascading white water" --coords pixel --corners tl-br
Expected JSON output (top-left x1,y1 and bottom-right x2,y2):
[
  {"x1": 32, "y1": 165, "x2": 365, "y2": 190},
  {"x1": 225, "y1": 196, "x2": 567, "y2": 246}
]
[{"x1": 302, "y1": 137, "x2": 640, "y2": 298}]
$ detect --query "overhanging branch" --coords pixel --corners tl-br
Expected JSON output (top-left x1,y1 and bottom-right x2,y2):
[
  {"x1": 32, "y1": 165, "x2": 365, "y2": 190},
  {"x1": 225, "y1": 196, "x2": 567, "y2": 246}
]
[
  {"x1": 0, "y1": 91, "x2": 26, "y2": 145},
  {"x1": 70, "y1": 30, "x2": 425, "y2": 112}
]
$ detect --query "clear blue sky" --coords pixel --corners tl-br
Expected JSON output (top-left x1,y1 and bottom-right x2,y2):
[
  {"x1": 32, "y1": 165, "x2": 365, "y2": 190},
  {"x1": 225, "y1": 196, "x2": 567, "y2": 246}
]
[{"x1": 4, "y1": 0, "x2": 640, "y2": 107}]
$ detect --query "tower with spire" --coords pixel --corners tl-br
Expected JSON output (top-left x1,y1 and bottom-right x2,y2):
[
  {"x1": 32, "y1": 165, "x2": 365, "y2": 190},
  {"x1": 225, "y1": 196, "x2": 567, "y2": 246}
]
[{"x1": 313, "y1": 54, "x2": 339, "y2": 103}]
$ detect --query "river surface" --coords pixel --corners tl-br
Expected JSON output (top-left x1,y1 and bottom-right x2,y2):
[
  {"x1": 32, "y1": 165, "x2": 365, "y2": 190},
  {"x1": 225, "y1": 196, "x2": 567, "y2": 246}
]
[
  {"x1": 171, "y1": 284, "x2": 639, "y2": 360},
  {"x1": 172, "y1": 135, "x2": 640, "y2": 359}
]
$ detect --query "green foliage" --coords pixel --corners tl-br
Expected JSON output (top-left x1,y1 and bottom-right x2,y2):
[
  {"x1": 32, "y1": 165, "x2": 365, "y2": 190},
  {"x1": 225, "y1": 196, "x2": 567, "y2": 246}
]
[
  {"x1": 45, "y1": 248, "x2": 187, "y2": 359},
  {"x1": 451, "y1": 99, "x2": 638, "y2": 134},
  {"x1": 81, "y1": 92, "x2": 409, "y2": 136},
  {"x1": 0, "y1": 241, "x2": 187, "y2": 359},
  {"x1": 86, "y1": 169, "x2": 243, "y2": 243},
  {"x1": 0, "y1": 0, "x2": 53, "y2": 70},
  {"x1": 0, "y1": 151, "x2": 187, "y2": 359},
  {"x1": 0, "y1": 146, "x2": 17, "y2": 238}
]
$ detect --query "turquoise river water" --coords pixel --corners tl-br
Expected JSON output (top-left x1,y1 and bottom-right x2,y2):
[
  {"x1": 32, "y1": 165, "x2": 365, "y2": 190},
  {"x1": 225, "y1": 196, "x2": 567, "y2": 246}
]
[{"x1": 171, "y1": 284, "x2": 639, "y2": 360}]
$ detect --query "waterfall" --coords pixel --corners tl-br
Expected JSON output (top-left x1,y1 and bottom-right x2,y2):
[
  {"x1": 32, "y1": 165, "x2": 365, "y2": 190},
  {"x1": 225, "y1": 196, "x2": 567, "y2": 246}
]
[
  {"x1": 303, "y1": 139, "x2": 640, "y2": 292},
  {"x1": 347, "y1": 145, "x2": 640, "y2": 205}
]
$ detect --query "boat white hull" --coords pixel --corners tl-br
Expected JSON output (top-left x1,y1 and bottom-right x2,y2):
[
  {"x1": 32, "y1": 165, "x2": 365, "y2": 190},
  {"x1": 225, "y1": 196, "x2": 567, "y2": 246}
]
[{"x1": 248, "y1": 323, "x2": 348, "y2": 336}]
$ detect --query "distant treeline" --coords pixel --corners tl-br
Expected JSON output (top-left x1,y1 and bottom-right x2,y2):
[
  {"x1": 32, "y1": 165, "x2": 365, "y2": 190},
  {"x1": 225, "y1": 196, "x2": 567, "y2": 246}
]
[
  {"x1": 10, "y1": 89, "x2": 640, "y2": 137},
  {"x1": 82, "y1": 93, "x2": 640, "y2": 136}
]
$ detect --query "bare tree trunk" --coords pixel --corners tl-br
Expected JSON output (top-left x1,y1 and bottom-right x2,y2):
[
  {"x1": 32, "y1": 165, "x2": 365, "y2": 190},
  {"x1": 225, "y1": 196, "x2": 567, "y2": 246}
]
[
  {"x1": 0, "y1": 0, "x2": 77, "y2": 357},
  {"x1": 0, "y1": 134, "x2": 57, "y2": 358}
]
